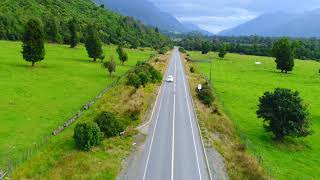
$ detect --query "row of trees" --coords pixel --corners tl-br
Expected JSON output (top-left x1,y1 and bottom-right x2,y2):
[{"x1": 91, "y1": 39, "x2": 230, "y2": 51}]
[
  {"x1": 21, "y1": 18, "x2": 129, "y2": 70},
  {"x1": 178, "y1": 35, "x2": 320, "y2": 60}
]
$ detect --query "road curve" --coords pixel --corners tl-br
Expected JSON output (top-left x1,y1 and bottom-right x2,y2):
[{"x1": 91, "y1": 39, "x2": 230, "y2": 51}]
[{"x1": 133, "y1": 48, "x2": 210, "y2": 180}]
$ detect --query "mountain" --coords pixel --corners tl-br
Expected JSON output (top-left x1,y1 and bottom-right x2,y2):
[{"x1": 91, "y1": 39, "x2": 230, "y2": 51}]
[
  {"x1": 0, "y1": 0, "x2": 169, "y2": 47},
  {"x1": 219, "y1": 10, "x2": 320, "y2": 38},
  {"x1": 182, "y1": 22, "x2": 212, "y2": 36},
  {"x1": 95, "y1": 0, "x2": 208, "y2": 34}
]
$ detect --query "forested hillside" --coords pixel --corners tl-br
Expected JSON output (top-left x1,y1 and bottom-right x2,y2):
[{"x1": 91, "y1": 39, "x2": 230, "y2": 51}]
[{"x1": 0, "y1": 0, "x2": 170, "y2": 48}]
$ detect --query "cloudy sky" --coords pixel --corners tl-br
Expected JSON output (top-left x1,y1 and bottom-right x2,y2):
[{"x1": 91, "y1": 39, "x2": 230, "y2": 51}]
[{"x1": 149, "y1": 0, "x2": 320, "y2": 33}]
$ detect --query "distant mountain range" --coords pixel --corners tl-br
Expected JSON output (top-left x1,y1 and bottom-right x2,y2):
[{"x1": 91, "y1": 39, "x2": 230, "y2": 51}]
[
  {"x1": 94, "y1": 0, "x2": 211, "y2": 35},
  {"x1": 220, "y1": 9, "x2": 320, "y2": 38}
]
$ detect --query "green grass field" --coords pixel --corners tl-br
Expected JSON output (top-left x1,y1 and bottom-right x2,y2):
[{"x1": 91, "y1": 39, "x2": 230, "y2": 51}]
[
  {"x1": 0, "y1": 40, "x2": 153, "y2": 167},
  {"x1": 189, "y1": 51, "x2": 320, "y2": 179}
]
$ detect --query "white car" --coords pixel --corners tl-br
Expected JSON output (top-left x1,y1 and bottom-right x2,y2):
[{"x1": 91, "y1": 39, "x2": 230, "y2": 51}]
[{"x1": 166, "y1": 75, "x2": 174, "y2": 82}]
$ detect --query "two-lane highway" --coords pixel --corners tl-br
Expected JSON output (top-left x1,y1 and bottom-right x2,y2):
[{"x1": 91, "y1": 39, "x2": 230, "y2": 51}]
[{"x1": 135, "y1": 48, "x2": 210, "y2": 180}]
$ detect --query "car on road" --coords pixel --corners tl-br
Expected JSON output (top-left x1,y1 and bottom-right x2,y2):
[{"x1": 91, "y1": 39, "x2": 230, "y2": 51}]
[{"x1": 166, "y1": 75, "x2": 174, "y2": 82}]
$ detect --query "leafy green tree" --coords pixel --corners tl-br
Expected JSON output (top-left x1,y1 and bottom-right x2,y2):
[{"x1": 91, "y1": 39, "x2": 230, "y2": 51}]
[
  {"x1": 117, "y1": 46, "x2": 128, "y2": 65},
  {"x1": 68, "y1": 18, "x2": 79, "y2": 48},
  {"x1": 95, "y1": 111, "x2": 125, "y2": 138},
  {"x1": 257, "y1": 88, "x2": 311, "y2": 141},
  {"x1": 218, "y1": 44, "x2": 227, "y2": 59},
  {"x1": 22, "y1": 18, "x2": 45, "y2": 67},
  {"x1": 201, "y1": 41, "x2": 211, "y2": 54},
  {"x1": 272, "y1": 38, "x2": 294, "y2": 73},
  {"x1": 138, "y1": 72, "x2": 150, "y2": 87},
  {"x1": 85, "y1": 25, "x2": 104, "y2": 62},
  {"x1": 73, "y1": 122, "x2": 103, "y2": 151},
  {"x1": 43, "y1": 16, "x2": 60, "y2": 43},
  {"x1": 102, "y1": 57, "x2": 116, "y2": 76}
]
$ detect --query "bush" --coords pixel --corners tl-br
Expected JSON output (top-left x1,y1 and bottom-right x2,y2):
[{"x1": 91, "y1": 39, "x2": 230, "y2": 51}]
[
  {"x1": 196, "y1": 83, "x2": 214, "y2": 106},
  {"x1": 257, "y1": 88, "x2": 311, "y2": 141},
  {"x1": 127, "y1": 72, "x2": 142, "y2": 88},
  {"x1": 73, "y1": 122, "x2": 103, "y2": 151},
  {"x1": 179, "y1": 47, "x2": 186, "y2": 53},
  {"x1": 95, "y1": 111, "x2": 125, "y2": 138},
  {"x1": 190, "y1": 67, "x2": 195, "y2": 73},
  {"x1": 127, "y1": 63, "x2": 162, "y2": 88}
]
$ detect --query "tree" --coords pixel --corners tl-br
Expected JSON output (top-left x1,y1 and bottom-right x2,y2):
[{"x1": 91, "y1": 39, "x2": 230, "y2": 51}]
[
  {"x1": 138, "y1": 72, "x2": 150, "y2": 87},
  {"x1": 102, "y1": 56, "x2": 116, "y2": 76},
  {"x1": 73, "y1": 122, "x2": 103, "y2": 151},
  {"x1": 22, "y1": 18, "x2": 45, "y2": 67},
  {"x1": 95, "y1": 111, "x2": 125, "y2": 138},
  {"x1": 257, "y1": 88, "x2": 311, "y2": 141},
  {"x1": 68, "y1": 18, "x2": 79, "y2": 48},
  {"x1": 201, "y1": 41, "x2": 211, "y2": 54},
  {"x1": 43, "y1": 16, "x2": 60, "y2": 43},
  {"x1": 85, "y1": 24, "x2": 104, "y2": 62},
  {"x1": 117, "y1": 46, "x2": 128, "y2": 65},
  {"x1": 272, "y1": 38, "x2": 294, "y2": 73},
  {"x1": 218, "y1": 44, "x2": 227, "y2": 59}
]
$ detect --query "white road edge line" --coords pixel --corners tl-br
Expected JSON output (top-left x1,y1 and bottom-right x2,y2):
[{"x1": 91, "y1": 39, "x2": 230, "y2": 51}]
[
  {"x1": 178, "y1": 51, "x2": 202, "y2": 180},
  {"x1": 142, "y1": 53, "x2": 173, "y2": 180},
  {"x1": 171, "y1": 52, "x2": 177, "y2": 180},
  {"x1": 179, "y1": 52, "x2": 213, "y2": 180}
]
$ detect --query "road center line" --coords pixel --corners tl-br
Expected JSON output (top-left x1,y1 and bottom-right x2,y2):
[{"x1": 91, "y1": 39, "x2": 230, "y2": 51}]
[
  {"x1": 142, "y1": 53, "x2": 173, "y2": 180},
  {"x1": 171, "y1": 51, "x2": 177, "y2": 180},
  {"x1": 178, "y1": 52, "x2": 202, "y2": 180}
]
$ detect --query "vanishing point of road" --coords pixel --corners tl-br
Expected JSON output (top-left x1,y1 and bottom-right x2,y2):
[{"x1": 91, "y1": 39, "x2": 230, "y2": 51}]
[{"x1": 134, "y1": 47, "x2": 211, "y2": 180}]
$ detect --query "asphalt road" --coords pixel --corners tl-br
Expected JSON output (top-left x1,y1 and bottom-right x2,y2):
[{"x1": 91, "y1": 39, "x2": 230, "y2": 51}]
[{"x1": 134, "y1": 48, "x2": 210, "y2": 180}]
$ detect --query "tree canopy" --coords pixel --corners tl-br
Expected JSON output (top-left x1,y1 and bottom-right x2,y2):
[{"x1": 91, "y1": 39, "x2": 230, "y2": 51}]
[{"x1": 272, "y1": 38, "x2": 294, "y2": 73}]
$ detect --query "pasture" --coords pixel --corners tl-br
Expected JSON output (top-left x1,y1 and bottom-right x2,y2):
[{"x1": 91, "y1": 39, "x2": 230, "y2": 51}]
[
  {"x1": 189, "y1": 51, "x2": 320, "y2": 179},
  {"x1": 0, "y1": 40, "x2": 153, "y2": 167}
]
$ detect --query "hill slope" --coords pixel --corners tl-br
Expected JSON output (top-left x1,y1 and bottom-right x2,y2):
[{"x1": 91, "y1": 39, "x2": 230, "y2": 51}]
[
  {"x1": 220, "y1": 10, "x2": 320, "y2": 37},
  {"x1": 95, "y1": 0, "x2": 209, "y2": 34},
  {"x1": 0, "y1": 0, "x2": 169, "y2": 47}
]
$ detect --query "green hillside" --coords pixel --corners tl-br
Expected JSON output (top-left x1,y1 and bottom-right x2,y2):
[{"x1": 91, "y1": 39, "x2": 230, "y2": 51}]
[{"x1": 0, "y1": 0, "x2": 170, "y2": 47}]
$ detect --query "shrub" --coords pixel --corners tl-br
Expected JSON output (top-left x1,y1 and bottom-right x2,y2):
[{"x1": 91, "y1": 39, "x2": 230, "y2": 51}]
[
  {"x1": 190, "y1": 66, "x2": 195, "y2": 73},
  {"x1": 95, "y1": 111, "x2": 125, "y2": 138},
  {"x1": 150, "y1": 68, "x2": 162, "y2": 83},
  {"x1": 257, "y1": 88, "x2": 311, "y2": 141},
  {"x1": 73, "y1": 122, "x2": 103, "y2": 151},
  {"x1": 138, "y1": 72, "x2": 151, "y2": 87},
  {"x1": 127, "y1": 72, "x2": 142, "y2": 88},
  {"x1": 179, "y1": 47, "x2": 186, "y2": 53},
  {"x1": 196, "y1": 83, "x2": 214, "y2": 106}
]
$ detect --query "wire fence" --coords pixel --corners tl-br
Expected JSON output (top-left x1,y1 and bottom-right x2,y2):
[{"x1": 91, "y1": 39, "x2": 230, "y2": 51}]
[{"x1": 0, "y1": 55, "x2": 158, "y2": 178}]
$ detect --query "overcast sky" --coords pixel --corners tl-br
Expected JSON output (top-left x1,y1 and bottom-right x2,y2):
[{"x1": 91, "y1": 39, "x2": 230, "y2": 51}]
[{"x1": 149, "y1": 0, "x2": 320, "y2": 33}]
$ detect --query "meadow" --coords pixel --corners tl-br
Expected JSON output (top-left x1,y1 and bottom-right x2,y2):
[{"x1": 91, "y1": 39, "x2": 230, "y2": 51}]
[
  {"x1": 188, "y1": 51, "x2": 320, "y2": 179},
  {"x1": 0, "y1": 40, "x2": 153, "y2": 168}
]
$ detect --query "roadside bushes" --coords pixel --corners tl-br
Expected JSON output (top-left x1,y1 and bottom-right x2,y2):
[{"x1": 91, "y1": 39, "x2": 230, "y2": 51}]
[
  {"x1": 196, "y1": 82, "x2": 214, "y2": 107},
  {"x1": 74, "y1": 111, "x2": 125, "y2": 151},
  {"x1": 179, "y1": 47, "x2": 186, "y2": 53},
  {"x1": 127, "y1": 62, "x2": 162, "y2": 88},
  {"x1": 95, "y1": 111, "x2": 125, "y2": 138},
  {"x1": 73, "y1": 122, "x2": 103, "y2": 151}
]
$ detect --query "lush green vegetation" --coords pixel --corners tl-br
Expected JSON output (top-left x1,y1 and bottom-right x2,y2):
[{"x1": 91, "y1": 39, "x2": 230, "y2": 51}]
[
  {"x1": 188, "y1": 51, "x2": 320, "y2": 179},
  {"x1": 179, "y1": 35, "x2": 320, "y2": 60},
  {"x1": 0, "y1": 40, "x2": 153, "y2": 169},
  {"x1": 0, "y1": 0, "x2": 170, "y2": 48},
  {"x1": 11, "y1": 53, "x2": 168, "y2": 179}
]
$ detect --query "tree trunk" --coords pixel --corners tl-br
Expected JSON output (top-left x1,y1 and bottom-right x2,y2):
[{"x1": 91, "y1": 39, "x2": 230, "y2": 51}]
[
  {"x1": 32, "y1": 61, "x2": 35, "y2": 67},
  {"x1": 93, "y1": 58, "x2": 96, "y2": 62}
]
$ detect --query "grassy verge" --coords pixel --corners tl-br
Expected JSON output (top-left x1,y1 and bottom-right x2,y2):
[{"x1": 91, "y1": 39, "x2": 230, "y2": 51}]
[
  {"x1": 0, "y1": 40, "x2": 154, "y2": 168},
  {"x1": 11, "y1": 53, "x2": 169, "y2": 179},
  {"x1": 187, "y1": 51, "x2": 320, "y2": 179},
  {"x1": 182, "y1": 53, "x2": 268, "y2": 179}
]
